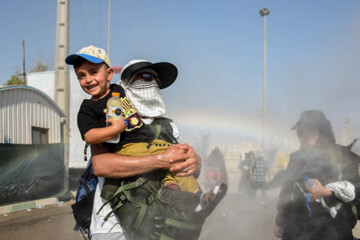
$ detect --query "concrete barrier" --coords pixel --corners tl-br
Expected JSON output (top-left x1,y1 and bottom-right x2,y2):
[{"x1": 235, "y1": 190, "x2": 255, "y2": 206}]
[{"x1": 0, "y1": 191, "x2": 77, "y2": 215}]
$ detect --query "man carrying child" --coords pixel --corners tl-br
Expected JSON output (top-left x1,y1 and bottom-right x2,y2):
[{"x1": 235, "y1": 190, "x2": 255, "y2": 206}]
[{"x1": 66, "y1": 46, "x2": 227, "y2": 240}]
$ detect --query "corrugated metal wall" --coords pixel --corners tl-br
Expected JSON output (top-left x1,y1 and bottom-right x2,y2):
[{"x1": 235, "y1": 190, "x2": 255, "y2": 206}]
[
  {"x1": 0, "y1": 86, "x2": 65, "y2": 144},
  {"x1": 28, "y1": 71, "x2": 90, "y2": 168}
]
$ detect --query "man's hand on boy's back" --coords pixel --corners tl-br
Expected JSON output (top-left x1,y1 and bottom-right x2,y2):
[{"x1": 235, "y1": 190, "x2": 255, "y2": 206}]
[{"x1": 106, "y1": 117, "x2": 126, "y2": 134}]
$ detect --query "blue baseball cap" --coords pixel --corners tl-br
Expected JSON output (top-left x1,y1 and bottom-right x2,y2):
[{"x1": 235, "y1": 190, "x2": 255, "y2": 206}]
[{"x1": 65, "y1": 45, "x2": 111, "y2": 67}]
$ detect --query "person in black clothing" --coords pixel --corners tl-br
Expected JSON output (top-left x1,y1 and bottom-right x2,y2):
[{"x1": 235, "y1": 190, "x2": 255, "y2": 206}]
[{"x1": 273, "y1": 110, "x2": 360, "y2": 240}]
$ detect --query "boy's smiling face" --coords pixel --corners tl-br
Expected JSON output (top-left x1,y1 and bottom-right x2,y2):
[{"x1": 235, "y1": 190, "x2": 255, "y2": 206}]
[{"x1": 75, "y1": 61, "x2": 113, "y2": 100}]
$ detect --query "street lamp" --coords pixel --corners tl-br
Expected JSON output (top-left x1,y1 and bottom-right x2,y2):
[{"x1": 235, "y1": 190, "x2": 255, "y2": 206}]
[{"x1": 259, "y1": 8, "x2": 270, "y2": 150}]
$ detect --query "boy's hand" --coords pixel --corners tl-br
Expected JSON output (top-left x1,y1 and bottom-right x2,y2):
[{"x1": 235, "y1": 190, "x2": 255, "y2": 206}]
[{"x1": 106, "y1": 117, "x2": 126, "y2": 134}]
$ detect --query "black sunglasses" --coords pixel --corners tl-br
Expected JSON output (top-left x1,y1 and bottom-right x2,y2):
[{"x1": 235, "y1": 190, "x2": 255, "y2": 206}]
[{"x1": 140, "y1": 72, "x2": 159, "y2": 81}]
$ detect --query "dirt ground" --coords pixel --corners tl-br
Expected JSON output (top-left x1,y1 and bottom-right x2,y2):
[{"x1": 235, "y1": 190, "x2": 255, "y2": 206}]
[
  {"x1": 199, "y1": 190, "x2": 279, "y2": 240},
  {"x1": 0, "y1": 201, "x2": 84, "y2": 240},
  {"x1": 1, "y1": 189, "x2": 360, "y2": 240},
  {"x1": 0, "y1": 190, "x2": 278, "y2": 240}
]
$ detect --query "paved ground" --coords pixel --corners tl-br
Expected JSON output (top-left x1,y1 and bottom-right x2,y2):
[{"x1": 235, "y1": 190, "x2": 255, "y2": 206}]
[
  {"x1": 0, "y1": 200, "x2": 84, "y2": 240},
  {"x1": 199, "y1": 190, "x2": 279, "y2": 240},
  {"x1": 1, "y1": 175, "x2": 360, "y2": 240},
  {"x1": 0, "y1": 190, "x2": 279, "y2": 240}
]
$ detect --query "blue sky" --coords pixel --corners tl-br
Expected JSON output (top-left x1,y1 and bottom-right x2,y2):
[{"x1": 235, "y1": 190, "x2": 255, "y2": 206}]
[{"x1": 1, "y1": 0, "x2": 360, "y2": 148}]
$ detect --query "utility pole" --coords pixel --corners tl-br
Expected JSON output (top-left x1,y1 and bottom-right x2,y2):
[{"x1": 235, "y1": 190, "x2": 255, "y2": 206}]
[
  {"x1": 54, "y1": 0, "x2": 70, "y2": 195},
  {"x1": 22, "y1": 40, "x2": 27, "y2": 85},
  {"x1": 16, "y1": 40, "x2": 27, "y2": 85},
  {"x1": 259, "y1": 8, "x2": 270, "y2": 150}
]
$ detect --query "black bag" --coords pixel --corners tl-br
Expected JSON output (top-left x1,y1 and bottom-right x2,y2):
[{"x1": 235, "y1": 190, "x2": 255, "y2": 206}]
[
  {"x1": 72, "y1": 190, "x2": 95, "y2": 229},
  {"x1": 71, "y1": 158, "x2": 98, "y2": 239}
]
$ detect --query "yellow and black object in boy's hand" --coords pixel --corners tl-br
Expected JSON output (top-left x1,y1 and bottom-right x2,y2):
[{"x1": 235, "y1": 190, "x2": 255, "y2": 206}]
[{"x1": 121, "y1": 97, "x2": 143, "y2": 131}]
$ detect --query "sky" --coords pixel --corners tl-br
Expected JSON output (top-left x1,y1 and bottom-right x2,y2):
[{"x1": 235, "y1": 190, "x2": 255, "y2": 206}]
[{"x1": 1, "y1": 0, "x2": 360, "y2": 149}]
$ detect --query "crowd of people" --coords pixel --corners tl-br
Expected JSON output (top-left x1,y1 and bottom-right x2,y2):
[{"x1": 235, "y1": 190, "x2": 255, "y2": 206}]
[{"x1": 67, "y1": 45, "x2": 360, "y2": 240}]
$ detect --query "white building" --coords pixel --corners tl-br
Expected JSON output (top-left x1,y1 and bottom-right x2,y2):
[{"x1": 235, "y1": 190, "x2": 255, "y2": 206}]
[
  {"x1": 0, "y1": 85, "x2": 65, "y2": 144},
  {"x1": 27, "y1": 71, "x2": 89, "y2": 168}
]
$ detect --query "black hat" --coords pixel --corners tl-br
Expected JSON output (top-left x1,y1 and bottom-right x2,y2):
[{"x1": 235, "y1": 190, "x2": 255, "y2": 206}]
[
  {"x1": 291, "y1": 110, "x2": 330, "y2": 130},
  {"x1": 120, "y1": 59, "x2": 178, "y2": 89}
]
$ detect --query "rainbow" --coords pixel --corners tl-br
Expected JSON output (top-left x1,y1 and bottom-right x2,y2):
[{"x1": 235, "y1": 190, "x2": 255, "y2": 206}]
[{"x1": 168, "y1": 111, "x2": 261, "y2": 143}]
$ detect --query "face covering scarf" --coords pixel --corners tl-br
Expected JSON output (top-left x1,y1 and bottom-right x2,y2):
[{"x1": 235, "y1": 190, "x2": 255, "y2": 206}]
[{"x1": 121, "y1": 75, "x2": 166, "y2": 118}]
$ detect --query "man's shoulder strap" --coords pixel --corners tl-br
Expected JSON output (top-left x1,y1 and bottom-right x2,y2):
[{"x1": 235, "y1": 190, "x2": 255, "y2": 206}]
[
  {"x1": 151, "y1": 117, "x2": 173, "y2": 126},
  {"x1": 149, "y1": 117, "x2": 178, "y2": 144}
]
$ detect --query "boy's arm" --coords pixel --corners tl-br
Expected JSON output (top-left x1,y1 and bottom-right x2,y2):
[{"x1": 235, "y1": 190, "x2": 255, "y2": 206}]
[{"x1": 84, "y1": 117, "x2": 125, "y2": 144}]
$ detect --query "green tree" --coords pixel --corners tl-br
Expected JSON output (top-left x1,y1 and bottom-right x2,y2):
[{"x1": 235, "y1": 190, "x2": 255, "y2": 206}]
[
  {"x1": 30, "y1": 62, "x2": 48, "y2": 73},
  {"x1": 6, "y1": 75, "x2": 24, "y2": 86}
]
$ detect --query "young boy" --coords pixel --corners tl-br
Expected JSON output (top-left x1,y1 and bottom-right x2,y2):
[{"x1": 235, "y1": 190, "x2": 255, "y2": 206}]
[{"x1": 66, "y1": 45, "x2": 226, "y2": 216}]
